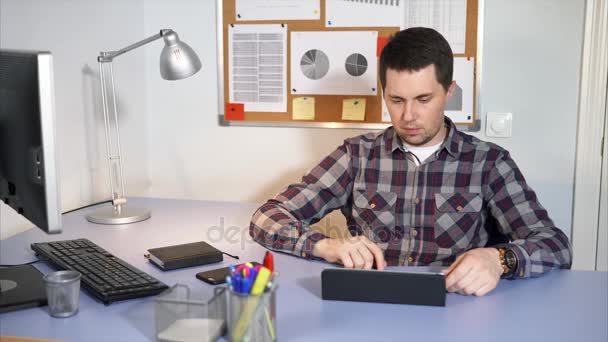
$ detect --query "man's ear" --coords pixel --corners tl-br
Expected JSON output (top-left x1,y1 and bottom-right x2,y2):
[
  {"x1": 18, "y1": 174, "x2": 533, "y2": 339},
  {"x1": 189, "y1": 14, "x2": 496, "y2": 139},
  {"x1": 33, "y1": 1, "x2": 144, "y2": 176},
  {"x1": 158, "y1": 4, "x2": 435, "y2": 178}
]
[{"x1": 446, "y1": 80, "x2": 456, "y2": 98}]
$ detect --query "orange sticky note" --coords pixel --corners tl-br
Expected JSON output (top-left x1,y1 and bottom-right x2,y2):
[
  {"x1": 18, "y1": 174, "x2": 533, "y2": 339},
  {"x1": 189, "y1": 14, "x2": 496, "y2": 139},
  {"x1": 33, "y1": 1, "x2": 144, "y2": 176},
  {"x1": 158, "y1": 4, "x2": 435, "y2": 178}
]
[
  {"x1": 225, "y1": 103, "x2": 244, "y2": 120},
  {"x1": 292, "y1": 97, "x2": 315, "y2": 120},
  {"x1": 342, "y1": 99, "x2": 366, "y2": 121}
]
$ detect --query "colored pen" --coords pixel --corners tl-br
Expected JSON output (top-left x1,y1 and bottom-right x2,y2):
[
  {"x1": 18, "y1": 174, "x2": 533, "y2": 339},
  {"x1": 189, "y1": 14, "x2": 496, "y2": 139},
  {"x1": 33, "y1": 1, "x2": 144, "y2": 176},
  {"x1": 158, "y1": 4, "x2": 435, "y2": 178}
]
[
  {"x1": 250, "y1": 267, "x2": 271, "y2": 295},
  {"x1": 234, "y1": 273, "x2": 243, "y2": 293},
  {"x1": 235, "y1": 264, "x2": 247, "y2": 275},
  {"x1": 263, "y1": 251, "x2": 274, "y2": 273}
]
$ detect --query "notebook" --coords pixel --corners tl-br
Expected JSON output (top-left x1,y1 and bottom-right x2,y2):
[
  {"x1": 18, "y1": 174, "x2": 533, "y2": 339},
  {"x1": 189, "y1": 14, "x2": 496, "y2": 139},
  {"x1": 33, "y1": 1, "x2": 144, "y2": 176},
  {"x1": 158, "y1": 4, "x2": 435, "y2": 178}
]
[{"x1": 147, "y1": 241, "x2": 223, "y2": 271}]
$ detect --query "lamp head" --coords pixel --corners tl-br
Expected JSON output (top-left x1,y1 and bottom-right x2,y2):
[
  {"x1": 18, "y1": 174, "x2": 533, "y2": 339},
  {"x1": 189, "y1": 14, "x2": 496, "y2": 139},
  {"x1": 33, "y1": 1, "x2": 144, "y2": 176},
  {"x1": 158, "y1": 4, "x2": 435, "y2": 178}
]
[{"x1": 160, "y1": 30, "x2": 202, "y2": 80}]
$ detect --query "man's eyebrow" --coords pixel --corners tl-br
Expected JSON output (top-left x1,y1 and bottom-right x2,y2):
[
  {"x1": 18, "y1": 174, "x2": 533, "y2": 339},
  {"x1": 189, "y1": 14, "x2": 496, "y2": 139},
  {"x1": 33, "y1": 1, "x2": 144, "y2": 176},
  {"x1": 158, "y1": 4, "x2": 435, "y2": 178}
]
[
  {"x1": 388, "y1": 93, "x2": 433, "y2": 100},
  {"x1": 415, "y1": 93, "x2": 433, "y2": 99}
]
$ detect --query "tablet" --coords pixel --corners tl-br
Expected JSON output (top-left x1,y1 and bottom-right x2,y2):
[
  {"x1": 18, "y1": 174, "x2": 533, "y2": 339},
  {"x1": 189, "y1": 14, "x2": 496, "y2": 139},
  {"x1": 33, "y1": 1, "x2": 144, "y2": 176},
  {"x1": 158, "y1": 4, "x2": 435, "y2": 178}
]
[{"x1": 321, "y1": 268, "x2": 446, "y2": 306}]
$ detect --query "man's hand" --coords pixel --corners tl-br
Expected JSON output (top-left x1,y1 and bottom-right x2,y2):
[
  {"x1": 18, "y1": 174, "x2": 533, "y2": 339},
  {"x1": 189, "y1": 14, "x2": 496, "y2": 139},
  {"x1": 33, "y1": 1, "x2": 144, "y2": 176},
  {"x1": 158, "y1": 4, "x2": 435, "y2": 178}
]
[
  {"x1": 441, "y1": 247, "x2": 503, "y2": 296},
  {"x1": 312, "y1": 235, "x2": 386, "y2": 270}
]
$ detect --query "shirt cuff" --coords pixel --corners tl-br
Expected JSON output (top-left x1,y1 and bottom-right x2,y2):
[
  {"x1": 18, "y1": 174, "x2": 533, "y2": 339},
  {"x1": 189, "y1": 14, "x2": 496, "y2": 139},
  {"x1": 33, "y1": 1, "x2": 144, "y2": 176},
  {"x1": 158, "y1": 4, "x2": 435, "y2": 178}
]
[{"x1": 293, "y1": 228, "x2": 328, "y2": 260}]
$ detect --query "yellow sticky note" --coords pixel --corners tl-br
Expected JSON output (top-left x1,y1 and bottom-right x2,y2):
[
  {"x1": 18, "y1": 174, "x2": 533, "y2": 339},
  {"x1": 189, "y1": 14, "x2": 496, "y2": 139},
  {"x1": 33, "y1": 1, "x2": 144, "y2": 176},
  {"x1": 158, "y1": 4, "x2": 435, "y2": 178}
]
[
  {"x1": 342, "y1": 98, "x2": 366, "y2": 121},
  {"x1": 292, "y1": 97, "x2": 315, "y2": 120}
]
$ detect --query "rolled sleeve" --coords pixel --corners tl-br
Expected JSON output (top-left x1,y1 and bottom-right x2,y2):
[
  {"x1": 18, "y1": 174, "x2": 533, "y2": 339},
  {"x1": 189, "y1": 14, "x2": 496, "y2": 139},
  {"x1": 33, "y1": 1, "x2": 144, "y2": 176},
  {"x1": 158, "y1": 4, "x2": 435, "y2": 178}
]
[{"x1": 249, "y1": 142, "x2": 353, "y2": 259}]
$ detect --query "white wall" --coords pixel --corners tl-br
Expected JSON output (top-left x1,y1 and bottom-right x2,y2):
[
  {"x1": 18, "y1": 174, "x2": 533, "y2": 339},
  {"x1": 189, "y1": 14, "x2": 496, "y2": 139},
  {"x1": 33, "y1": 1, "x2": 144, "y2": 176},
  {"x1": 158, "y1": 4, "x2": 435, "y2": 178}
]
[
  {"x1": 470, "y1": 0, "x2": 584, "y2": 238},
  {"x1": 0, "y1": 0, "x2": 147, "y2": 238},
  {"x1": 142, "y1": 0, "x2": 362, "y2": 205},
  {"x1": 1, "y1": 0, "x2": 585, "y2": 241}
]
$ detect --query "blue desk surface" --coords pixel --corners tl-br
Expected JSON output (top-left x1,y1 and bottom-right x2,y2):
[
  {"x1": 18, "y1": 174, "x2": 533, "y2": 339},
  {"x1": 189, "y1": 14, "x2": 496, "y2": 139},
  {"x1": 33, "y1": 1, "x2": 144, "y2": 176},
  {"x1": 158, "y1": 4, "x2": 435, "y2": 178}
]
[{"x1": 1, "y1": 198, "x2": 606, "y2": 342}]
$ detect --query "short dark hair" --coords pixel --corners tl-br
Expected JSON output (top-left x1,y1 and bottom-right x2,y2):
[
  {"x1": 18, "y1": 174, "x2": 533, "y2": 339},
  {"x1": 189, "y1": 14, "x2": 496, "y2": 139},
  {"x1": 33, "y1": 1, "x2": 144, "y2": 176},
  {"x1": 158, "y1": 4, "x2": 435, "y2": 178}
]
[{"x1": 379, "y1": 27, "x2": 453, "y2": 92}]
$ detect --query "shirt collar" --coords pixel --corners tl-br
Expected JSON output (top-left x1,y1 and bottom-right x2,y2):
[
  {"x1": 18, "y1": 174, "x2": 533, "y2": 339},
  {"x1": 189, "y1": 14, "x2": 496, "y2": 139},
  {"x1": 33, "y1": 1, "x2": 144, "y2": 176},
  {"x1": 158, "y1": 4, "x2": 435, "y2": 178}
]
[{"x1": 384, "y1": 116, "x2": 461, "y2": 158}]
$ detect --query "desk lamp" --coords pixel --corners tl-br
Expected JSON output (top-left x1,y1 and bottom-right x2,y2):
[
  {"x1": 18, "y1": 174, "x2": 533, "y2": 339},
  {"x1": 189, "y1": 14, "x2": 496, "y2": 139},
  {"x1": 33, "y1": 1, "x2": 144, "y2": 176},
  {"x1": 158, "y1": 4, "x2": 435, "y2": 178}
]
[{"x1": 86, "y1": 29, "x2": 201, "y2": 225}]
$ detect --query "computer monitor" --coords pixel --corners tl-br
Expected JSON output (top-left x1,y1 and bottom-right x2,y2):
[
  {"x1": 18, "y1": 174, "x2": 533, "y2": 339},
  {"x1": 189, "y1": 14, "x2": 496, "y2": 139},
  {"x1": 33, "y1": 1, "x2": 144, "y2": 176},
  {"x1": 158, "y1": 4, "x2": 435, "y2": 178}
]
[
  {"x1": 0, "y1": 49, "x2": 62, "y2": 312},
  {"x1": 0, "y1": 49, "x2": 62, "y2": 234}
]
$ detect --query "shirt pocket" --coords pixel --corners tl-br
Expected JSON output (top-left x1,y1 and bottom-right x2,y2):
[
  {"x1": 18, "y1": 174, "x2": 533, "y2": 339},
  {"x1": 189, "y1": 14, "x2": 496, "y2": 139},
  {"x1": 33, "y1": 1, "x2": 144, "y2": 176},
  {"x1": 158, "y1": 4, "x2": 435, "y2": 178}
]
[
  {"x1": 434, "y1": 192, "x2": 482, "y2": 250},
  {"x1": 352, "y1": 190, "x2": 397, "y2": 243}
]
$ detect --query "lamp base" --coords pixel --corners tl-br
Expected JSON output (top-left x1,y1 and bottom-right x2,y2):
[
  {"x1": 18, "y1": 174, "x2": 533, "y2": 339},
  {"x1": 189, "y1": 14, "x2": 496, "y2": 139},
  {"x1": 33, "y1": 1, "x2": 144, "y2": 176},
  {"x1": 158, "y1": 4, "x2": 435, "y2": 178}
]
[{"x1": 86, "y1": 205, "x2": 151, "y2": 225}]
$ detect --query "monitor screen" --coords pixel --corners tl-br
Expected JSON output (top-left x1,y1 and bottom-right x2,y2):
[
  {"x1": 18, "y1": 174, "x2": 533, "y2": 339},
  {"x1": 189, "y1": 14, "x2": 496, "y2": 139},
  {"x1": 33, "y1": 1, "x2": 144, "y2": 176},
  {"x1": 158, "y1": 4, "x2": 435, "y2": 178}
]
[{"x1": 0, "y1": 49, "x2": 62, "y2": 234}]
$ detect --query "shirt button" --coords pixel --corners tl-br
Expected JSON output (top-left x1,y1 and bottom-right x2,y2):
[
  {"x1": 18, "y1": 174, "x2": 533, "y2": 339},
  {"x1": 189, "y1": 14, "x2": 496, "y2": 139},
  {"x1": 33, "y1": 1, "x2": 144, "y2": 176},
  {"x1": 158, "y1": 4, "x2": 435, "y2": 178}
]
[
  {"x1": 414, "y1": 198, "x2": 420, "y2": 205},
  {"x1": 411, "y1": 229, "x2": 418, "y2": 237},
  {"x1": 370, "y1": 203, "x2": 376, "y2": 209},
  {"x1": 456, "y1": 205, "x2": 463, "y2": 211},
  {"x1": 407, "y1": 256, "x2": 414, "y2": 263}
]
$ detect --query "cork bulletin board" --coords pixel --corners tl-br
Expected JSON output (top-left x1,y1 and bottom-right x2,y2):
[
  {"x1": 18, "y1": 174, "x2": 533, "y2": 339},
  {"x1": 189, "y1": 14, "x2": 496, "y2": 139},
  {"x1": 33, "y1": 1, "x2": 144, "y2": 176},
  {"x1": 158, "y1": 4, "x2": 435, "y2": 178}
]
[{"x1": 217, "y1": 0, "x2": 480, "y2": 129}]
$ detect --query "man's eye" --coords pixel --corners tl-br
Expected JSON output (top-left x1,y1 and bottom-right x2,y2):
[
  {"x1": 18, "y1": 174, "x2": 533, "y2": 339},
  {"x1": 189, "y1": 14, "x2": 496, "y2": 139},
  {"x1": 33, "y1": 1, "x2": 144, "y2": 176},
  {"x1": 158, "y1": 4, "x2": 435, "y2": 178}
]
[
  {"x1": 419, "y1": 97, "x2": 431, "y2": 104},
  {"x1": 390, "y1": 98, "x2": 402, "y2": 104}
]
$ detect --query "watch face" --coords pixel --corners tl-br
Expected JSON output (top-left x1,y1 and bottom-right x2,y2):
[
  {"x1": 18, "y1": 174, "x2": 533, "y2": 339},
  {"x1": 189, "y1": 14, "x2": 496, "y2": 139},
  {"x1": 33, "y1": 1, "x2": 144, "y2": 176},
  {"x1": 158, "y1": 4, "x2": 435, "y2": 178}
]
[{"x1": 505, "y1": 250, "x2": 517, "y2": 269}]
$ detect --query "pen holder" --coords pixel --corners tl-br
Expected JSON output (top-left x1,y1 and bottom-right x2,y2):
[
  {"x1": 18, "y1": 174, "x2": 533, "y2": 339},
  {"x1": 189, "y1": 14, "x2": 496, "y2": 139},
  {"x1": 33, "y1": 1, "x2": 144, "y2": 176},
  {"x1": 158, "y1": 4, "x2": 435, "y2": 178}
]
[
  {"x1": 227, "y1": 285, "x2": 278, "y2": 342},
  {"x1": 155, "y1": 284, "x2": 227, "y2": 342}
]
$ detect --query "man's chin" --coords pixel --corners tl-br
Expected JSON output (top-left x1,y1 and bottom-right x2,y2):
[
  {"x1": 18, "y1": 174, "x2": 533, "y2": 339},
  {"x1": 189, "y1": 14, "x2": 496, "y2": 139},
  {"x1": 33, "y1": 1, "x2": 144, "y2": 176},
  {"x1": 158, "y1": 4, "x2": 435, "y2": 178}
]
[{"x1": 399, "y1": 134, "x2": 428, "y2": 147}]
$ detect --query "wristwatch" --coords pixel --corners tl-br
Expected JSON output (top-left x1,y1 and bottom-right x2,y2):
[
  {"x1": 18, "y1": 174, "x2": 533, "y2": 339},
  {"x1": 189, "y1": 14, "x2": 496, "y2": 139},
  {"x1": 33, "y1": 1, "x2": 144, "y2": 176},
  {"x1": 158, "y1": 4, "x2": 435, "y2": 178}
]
[{"x1": 497, "y1": 247, "x2": 517, "y2": 276}]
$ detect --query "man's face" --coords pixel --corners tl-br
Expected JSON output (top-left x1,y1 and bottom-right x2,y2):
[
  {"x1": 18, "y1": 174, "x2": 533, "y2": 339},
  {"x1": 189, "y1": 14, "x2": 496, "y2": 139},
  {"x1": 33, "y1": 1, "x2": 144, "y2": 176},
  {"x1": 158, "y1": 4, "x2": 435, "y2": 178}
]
[{"x1": 383, "y1": 65, "x2": 455, "y2": 147}]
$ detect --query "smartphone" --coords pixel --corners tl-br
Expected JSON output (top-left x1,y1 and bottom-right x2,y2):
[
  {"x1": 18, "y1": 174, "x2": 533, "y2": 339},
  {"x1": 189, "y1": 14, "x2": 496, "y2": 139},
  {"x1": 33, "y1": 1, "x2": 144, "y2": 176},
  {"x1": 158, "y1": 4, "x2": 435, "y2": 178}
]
[{"x1": 196, "y1": 262, "x2": 261, "y2": 285}]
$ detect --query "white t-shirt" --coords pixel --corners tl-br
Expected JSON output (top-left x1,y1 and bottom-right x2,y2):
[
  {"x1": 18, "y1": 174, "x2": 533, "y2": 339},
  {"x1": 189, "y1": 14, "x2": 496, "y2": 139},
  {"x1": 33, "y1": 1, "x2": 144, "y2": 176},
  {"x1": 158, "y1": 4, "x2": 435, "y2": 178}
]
[{"x1": 404, "y1": 142, "x2": 443, "y2": 166}]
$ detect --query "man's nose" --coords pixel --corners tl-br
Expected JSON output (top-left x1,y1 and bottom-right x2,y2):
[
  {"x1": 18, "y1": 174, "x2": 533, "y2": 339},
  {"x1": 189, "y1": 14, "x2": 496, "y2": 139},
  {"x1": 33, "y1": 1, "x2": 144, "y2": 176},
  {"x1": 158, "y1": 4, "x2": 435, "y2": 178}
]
[{"x1": 401, "y1": 102, "x2": 416, "y2": 122}]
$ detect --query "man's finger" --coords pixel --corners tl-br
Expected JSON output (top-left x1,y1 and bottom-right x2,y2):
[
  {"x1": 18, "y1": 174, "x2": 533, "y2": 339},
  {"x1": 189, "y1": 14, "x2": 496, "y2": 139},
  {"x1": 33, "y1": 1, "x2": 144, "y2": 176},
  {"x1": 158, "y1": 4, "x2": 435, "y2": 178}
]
[
  {"x1": 356, "y1": 247, "x2": 374, "y2": 270},
  {"x1": 445, "y1": 258, "x2": 474, "y2": 289},
  {"x1": 448, "y1": 271, "x2": 479, "y2": 293},
  {"x1": 463, "y1": 280, "x2": 486, "y2": 296},
  {"x1": 339, "y1": 250, "x2": 354, "y2": 268},
  {"x1": 360, "y1": 237, "x2": 387, "y2": 270},
  {"x1": 474, "y1": 283, "x2": 495, "y2": 297},
  {"x1": 349, "y1": 249, "x2": 365, "y2": 269}
]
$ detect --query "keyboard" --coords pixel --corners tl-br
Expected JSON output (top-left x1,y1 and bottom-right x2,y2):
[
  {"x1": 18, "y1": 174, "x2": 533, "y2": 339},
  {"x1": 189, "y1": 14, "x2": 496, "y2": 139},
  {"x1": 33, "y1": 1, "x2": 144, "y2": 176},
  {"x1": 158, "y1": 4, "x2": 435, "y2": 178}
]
[{"x1": 31, "y1": 238, "x2": 168, "y2": 305}]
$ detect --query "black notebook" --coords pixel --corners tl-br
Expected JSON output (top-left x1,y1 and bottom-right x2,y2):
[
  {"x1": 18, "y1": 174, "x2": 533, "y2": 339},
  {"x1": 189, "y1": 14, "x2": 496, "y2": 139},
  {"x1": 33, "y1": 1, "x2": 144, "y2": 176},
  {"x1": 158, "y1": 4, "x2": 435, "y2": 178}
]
[
  {"x1": 0, "y1": 264, "x2": 47, "y2": 313},
  {"x1": 147, "y1": 241, "x2": 223, "y2": 271}
]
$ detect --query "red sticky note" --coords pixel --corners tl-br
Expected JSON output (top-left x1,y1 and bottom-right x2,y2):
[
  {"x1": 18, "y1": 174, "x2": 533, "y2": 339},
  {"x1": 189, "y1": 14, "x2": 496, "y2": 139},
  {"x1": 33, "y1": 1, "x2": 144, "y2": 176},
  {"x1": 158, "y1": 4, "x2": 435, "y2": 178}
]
[
  {"x1": 225, "y1": 103, "x2": 244, "y2": 120},
  {"x1": 377, "y1": 37, "x2": 389, "y2": 57}
]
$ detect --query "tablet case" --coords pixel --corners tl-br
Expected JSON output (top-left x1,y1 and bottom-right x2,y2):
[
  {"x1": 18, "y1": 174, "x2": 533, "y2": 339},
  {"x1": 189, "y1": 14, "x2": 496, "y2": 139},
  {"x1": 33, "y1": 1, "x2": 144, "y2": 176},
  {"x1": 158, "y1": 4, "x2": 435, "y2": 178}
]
[
  {"x1": 147, "y1": 241, "x2": 223, "y2": 271},
  {"x1": 321, "y1": 268, "x2": 446, "y2": 306}
]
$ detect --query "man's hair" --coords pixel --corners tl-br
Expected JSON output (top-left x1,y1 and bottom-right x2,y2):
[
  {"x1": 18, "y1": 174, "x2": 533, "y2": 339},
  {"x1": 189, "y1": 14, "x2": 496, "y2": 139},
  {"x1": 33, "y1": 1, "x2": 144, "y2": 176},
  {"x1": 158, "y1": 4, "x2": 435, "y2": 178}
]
[{"x1": 379, "y1": 27, "x2": 453, "y2": 92}]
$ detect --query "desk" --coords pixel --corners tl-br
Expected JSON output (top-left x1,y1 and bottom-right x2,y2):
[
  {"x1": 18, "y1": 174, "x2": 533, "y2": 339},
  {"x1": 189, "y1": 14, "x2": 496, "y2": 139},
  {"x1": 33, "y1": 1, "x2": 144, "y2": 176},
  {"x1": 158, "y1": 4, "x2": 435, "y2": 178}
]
[{"x1": 1, "y1": 198, "x2": 607, "y2": 341}]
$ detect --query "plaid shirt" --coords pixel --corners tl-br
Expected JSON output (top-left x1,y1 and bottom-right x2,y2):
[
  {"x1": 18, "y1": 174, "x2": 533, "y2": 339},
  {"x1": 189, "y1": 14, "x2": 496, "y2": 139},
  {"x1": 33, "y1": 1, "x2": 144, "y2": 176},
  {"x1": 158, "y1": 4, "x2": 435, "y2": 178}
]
[{"x1": 250, "y1": 118, "x2": 572, "y2": 278}]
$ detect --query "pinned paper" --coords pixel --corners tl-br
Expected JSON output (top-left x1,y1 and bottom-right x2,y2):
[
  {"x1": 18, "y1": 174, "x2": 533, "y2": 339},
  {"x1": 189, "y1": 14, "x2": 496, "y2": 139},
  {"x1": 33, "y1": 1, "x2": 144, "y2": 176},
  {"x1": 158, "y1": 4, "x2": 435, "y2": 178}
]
[
  {"x1": 225, "y1": 103, "x2": 245, "y2": 121},
  {"x1": 377, "y1": 37, "x2": 389, "y2": 57},
  {"x1": 292, "y1": 97, "x2": 315, "y2": 120},
  {"x1": 342, "y1": 99, "x2": 366, "y2": 121},
  {"x1": 381, "y1": 98, "x2": 392, "y2": 122}
]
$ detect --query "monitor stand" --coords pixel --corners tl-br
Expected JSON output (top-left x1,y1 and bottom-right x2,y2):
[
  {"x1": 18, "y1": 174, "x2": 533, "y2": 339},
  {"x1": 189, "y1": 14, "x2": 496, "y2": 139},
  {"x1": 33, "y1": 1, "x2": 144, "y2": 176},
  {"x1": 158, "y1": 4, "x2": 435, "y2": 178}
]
[{"x1": 0, "y1": 264, "x2": 47, "y2": 313}]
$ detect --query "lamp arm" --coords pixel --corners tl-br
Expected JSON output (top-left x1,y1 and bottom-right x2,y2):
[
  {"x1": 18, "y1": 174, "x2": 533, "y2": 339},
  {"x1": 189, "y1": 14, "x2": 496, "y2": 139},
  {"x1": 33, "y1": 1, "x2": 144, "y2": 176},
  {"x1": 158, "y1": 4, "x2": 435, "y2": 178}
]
[{"x1": 98, "y1": 29, "x2": 174, "y2": 62}]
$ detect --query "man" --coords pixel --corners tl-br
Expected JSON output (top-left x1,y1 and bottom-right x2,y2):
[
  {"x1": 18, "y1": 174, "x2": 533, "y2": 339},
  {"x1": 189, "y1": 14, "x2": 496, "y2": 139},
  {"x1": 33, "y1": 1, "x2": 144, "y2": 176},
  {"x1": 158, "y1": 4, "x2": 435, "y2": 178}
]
[{"x1": 249, "y1": 27, "x2": 572, "y2": 296}]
